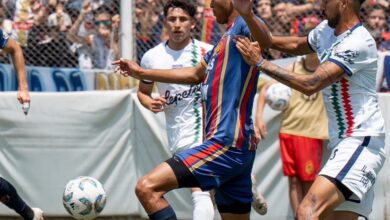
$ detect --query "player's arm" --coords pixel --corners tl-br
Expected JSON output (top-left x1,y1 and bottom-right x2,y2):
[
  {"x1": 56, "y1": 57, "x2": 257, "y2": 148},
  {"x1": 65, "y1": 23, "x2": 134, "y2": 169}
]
[
  {"x1": 113, "y1": 59, "x2": 206, "y2": 85},
  {"x1": 232, "y1": 0, "x2": 311, "y2": 55},
  {"x1": 66, "y1": 1, "x2": 92, "y2": 46},
  {"x1": 3, "y1": 37, "x2": 30, "y2": 104},
  {"x1": 231, "y1": 0, "x2": 272, "y2": 49},
  {"x1": 236, "y1": 37, "x2": 345, "y2": 96},
  {"x1": 137, "y1": 82, "x2": 166, "y2": 113},
  {"x1": 255, "y1": 80, "x2": 274, "y2": 140},
  {"x1": 271, "y1": 35, "x2": 313, "y2": 55}
]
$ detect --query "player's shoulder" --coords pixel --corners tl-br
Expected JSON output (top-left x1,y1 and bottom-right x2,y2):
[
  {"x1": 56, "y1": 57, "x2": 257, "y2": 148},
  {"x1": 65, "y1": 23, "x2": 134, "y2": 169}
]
[
  {"x1": 141, "y1": 42, "x2": 166, "y2": 60},
  {"x1": 340, "y1": 23, "x2": 376, "y2": 52},
  {"x1": 193, "y1": 39, "x2": 213, "y2": 51}
]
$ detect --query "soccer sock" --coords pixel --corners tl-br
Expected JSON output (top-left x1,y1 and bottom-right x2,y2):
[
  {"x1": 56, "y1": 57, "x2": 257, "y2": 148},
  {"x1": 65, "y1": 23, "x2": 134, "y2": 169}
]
[
  {"x1": 148, "y1": 205, "x2": 177, "y2": 220},
  {"x1": 0, "y1": 177, "x2": 34, "y2": 220},
  {"x1": 192, "y1": 191, "x2": 214, "y2": 220}
]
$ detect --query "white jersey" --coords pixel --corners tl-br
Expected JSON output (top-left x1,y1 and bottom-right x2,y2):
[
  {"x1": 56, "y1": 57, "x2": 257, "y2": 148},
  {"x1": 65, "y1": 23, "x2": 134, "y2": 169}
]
[
  {"x1": 141, "y1": 39, "x2": 213, "y2": 153},
  {"x1": 308, "y1": 21, "x2": 385, "y2": 148}
]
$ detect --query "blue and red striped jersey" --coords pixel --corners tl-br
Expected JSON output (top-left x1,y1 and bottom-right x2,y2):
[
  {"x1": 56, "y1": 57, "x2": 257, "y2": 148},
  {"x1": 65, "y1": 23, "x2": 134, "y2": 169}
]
[{"x1": 200, "y1": 16, "x2": 262, "y2": 149}]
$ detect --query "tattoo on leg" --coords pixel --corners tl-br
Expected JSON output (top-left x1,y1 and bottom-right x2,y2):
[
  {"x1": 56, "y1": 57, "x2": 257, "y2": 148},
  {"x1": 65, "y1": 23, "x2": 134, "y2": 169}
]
[{"x1": 305, "y1": 193, "x2": 317, "y2": 220}]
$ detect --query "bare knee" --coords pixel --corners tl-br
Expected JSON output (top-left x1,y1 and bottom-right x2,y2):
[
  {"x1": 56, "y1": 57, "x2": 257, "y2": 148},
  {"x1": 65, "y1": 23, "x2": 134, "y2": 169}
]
[
  {"x1": 296, "y1": 198, "x2": 320, "y2": 220},
  {"x1": 135, "y1": 175, "x2": 157, "y2": 202}
]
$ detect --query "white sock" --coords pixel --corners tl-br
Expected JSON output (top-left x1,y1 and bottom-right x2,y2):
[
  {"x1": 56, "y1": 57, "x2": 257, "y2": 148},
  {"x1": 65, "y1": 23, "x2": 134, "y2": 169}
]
[{"x1": 192, "y1": 191, "x2": 214, "y2": 220}]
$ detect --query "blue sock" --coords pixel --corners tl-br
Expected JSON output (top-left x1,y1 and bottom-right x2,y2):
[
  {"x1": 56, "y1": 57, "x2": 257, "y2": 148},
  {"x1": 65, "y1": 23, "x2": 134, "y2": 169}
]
[
  {"x1": 0, "y1": 177, "x2": 34, "y2": 220},
  {"x1": 148, "y1": 205, "x2": 177, "y2": 220}
]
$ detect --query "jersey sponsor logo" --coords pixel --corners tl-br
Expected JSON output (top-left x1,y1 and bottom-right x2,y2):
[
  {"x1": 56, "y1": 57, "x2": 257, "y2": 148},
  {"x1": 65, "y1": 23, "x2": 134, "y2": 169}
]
[
  {"x1": 360, "y1": 165, "x2": 376, "y2": 189},
  {"x1": 335, "y1": 50, "x2": 359, "y2": 64},
  {"x1": 164, "y1": 84, "x2": 201, "y2": 106}
]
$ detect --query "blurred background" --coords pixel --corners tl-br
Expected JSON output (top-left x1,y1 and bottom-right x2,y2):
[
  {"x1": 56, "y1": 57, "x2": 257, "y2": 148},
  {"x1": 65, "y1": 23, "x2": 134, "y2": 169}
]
[{"x1": 0, "y1": 0, "x2": 388, "y2": 91}]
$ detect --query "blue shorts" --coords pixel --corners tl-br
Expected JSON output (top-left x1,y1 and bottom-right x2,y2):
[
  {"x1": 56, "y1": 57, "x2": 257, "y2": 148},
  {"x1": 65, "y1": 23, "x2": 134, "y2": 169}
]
[{"x1": 173, "y1": 139, "x2": 256, "y2": 206}]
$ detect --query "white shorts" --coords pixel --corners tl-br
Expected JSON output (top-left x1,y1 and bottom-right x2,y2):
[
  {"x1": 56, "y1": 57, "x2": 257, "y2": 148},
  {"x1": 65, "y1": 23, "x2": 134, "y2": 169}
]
[{"x1": 319, "y1": 136, "x2": 386, "y2": 218}]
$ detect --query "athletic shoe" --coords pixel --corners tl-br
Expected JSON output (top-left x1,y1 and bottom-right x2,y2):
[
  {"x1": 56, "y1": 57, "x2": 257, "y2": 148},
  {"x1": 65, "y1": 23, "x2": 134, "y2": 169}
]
[
  {"x1": 251, "y1": 174, "x2": 268, "y2": 215},
  {"x1": 32, "y1": 207, "x2": 44, "y2": 220}
]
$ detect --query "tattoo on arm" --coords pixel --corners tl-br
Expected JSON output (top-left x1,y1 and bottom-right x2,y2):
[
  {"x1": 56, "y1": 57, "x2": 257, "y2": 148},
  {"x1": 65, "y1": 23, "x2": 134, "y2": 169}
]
[{"x1": 261, "y1": 61, "x2": 344, "y2": 95}]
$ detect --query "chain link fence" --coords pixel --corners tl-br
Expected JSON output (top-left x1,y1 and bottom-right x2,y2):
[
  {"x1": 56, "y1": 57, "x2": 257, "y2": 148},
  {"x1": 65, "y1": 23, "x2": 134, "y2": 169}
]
[{"x1": 0, "y1": 0, "x2": 388, "y2": 68}]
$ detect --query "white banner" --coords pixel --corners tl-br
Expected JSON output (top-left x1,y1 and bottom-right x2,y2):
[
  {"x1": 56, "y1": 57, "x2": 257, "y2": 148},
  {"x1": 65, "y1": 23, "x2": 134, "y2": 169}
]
[{"x1": 0, "y1": 91, "x2": 389, "y2": 220}]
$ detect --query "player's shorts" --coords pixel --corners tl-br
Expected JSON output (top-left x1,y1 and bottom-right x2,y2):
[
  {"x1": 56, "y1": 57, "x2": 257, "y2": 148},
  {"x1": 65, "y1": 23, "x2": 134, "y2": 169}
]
[
  {"x1": 319, "y1": 136, "x2": 386, "y2": 218},
  {"x1": 279, "y1": 133, "x2": 323, "y2": 181},
  {"x1": 166, "y1": 139, "x2": 256, "y2": 214}
]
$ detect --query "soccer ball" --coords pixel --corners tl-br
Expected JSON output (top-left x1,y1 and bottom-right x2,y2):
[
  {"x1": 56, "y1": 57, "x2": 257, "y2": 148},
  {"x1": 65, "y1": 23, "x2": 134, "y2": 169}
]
[
  {"x1": 265, "y1": 83, "x2": 292, "y2": 111},
  {"x1": 63, "y1": 176, "x2": 107, "y2": 220}
]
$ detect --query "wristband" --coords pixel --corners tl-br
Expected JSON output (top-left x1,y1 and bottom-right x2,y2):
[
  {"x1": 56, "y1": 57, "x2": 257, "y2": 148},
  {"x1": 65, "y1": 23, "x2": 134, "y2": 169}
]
[{"x1": 256, "y1": 58, "x2": 266, "y2": 70}]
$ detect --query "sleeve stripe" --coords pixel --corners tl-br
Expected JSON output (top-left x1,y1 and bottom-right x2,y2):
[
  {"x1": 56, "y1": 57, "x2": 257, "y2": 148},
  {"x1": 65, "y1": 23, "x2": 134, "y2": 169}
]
[
  {"x1": 328, "y1": 58, "x2": 353, "y2": 76},
  {"x1": 141, "y1": 80, "x2": 154, "y2": 84},
  {"x1": 307, "y1": 35, "x2": 315, "y2": 52}
]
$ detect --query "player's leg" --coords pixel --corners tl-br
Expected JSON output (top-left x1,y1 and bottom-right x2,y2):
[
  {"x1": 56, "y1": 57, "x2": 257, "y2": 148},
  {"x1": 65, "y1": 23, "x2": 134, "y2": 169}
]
[
  {"x1": 215, "y1": 150, "x2": 256, "y2": 220},
  {"x1": 288, "y1": 176, "x2": 303, "y2": 215},
  {"x1": 279, "y1": 133, "x2": 300, "y2": 215},
  {"x1": 296, "y1": 175, "x2": 345, "y2": 220},
  {"x1": 135, "y1": 162, "x2": 179, "y2": 219},
  {"x1": 297, "y1": 136, "x2": 386, "y2": 219},
  {"x1": 325, "y1": 211, "x2": 359, "y2": 220},
  {"x1": 0, "y1": 177, "x2": 43, "y2": 220},
  {"x1": 191, "y1": 187, "x2": 214, "y2": 220}
]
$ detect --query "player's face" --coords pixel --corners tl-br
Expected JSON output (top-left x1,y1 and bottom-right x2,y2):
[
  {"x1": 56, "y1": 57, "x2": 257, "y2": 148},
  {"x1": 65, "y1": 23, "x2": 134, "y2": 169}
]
[
  {"x1": 321, "y1": 0, "x2": 341, "y2": 28},
  {"x1": 210, "y1": 0, "x2": 234, "y2": 24},
  {"x1": 164, "y1": 7, "x2": 195, "y2": 45}
]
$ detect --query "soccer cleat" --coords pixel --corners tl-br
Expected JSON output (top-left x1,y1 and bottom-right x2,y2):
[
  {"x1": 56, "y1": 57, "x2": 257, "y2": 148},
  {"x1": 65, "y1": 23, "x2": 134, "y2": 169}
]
[
  {"x1": 32, "y1": 207, "x2": 44, "y2": 220},
  {"x1": 251, "y1": 174, "x2": 268, "y2": 215}
]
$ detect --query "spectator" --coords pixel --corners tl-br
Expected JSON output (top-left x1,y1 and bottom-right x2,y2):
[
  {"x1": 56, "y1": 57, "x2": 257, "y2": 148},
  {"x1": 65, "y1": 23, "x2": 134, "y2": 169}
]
[
  {"x1": 364, "y1": 4, "x2": 390, "y2": 51},
  {"x1": 24, "y1": 3, "x2": 49, "y2": 66},
  {"x1": 12, "y1": 0, "x2": 36, "y2": 47},
  {"x1": 67, "y1": 1, "x2": 118, "y2": 69},
  {"x1": 135, "y1": 0, "x2": 163, "y2": 62},
  {"x1": 47, "y1": 0, "x2": 72, "y2": 32}
]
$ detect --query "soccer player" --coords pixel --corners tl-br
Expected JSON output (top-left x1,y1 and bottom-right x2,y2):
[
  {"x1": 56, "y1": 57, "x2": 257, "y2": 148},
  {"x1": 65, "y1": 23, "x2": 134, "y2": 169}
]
[
  {"x1": 137, "y1": 1, "x2": 215, "y2": 219},
  {"x1": 0, "y1": 29, "x2": 43, "y2": 220},
  {"x1": 113, "y1": 0, "x2": 272, "y2": 219},
  {"x1": 234, "y1": 0, "x2": 386, "y2": 219}
]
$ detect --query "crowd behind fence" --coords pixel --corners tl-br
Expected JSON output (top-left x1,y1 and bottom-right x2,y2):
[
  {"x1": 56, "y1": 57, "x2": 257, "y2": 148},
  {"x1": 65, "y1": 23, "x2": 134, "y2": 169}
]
[{"x1": 0, "y1": 0, "x2": 389, "y2": 89}]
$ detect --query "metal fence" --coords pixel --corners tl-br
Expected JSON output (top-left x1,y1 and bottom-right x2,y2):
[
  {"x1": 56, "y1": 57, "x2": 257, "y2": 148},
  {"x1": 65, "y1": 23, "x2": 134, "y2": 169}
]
[{"x1": 0, "y1": 0, "x2": 389, "y2": 69}]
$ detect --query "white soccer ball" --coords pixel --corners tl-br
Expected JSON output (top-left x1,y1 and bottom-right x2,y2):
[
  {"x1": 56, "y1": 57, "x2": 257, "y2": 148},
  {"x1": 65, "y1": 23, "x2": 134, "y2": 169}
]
[
  {"x1": 265, "y1": 83, "x2": 292, "y2": 111},
  {"x1": 63, "y1": 176, "x2": 107, "y2": 220}
]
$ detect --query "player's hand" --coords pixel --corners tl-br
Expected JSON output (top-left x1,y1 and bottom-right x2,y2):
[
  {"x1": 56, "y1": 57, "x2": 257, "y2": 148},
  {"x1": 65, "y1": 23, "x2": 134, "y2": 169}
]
[
  {"x1": 235, "y1": 36, "x2": 263, "y2": 66},
  {"x1": 17, "y1": 88, "x2": 30, "y2": 115},
  {"x1": 149, "y1": 97, "x2": 166, "y2": 113},
  {"x1": 112, "y1": 58, "x2": 142, "y2": 80},
  {"x1": 231, "y1": 0, "x2": 253, "y2": 17},
  {"x1": 254, "y1": 120, "x2": 267, "y2": 141}
]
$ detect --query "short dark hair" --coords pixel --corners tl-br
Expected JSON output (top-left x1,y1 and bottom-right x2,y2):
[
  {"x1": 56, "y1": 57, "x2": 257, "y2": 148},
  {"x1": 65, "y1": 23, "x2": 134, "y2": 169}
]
[{"x1": 163, "y1": 0, "x2": 197, "y2": 18}]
